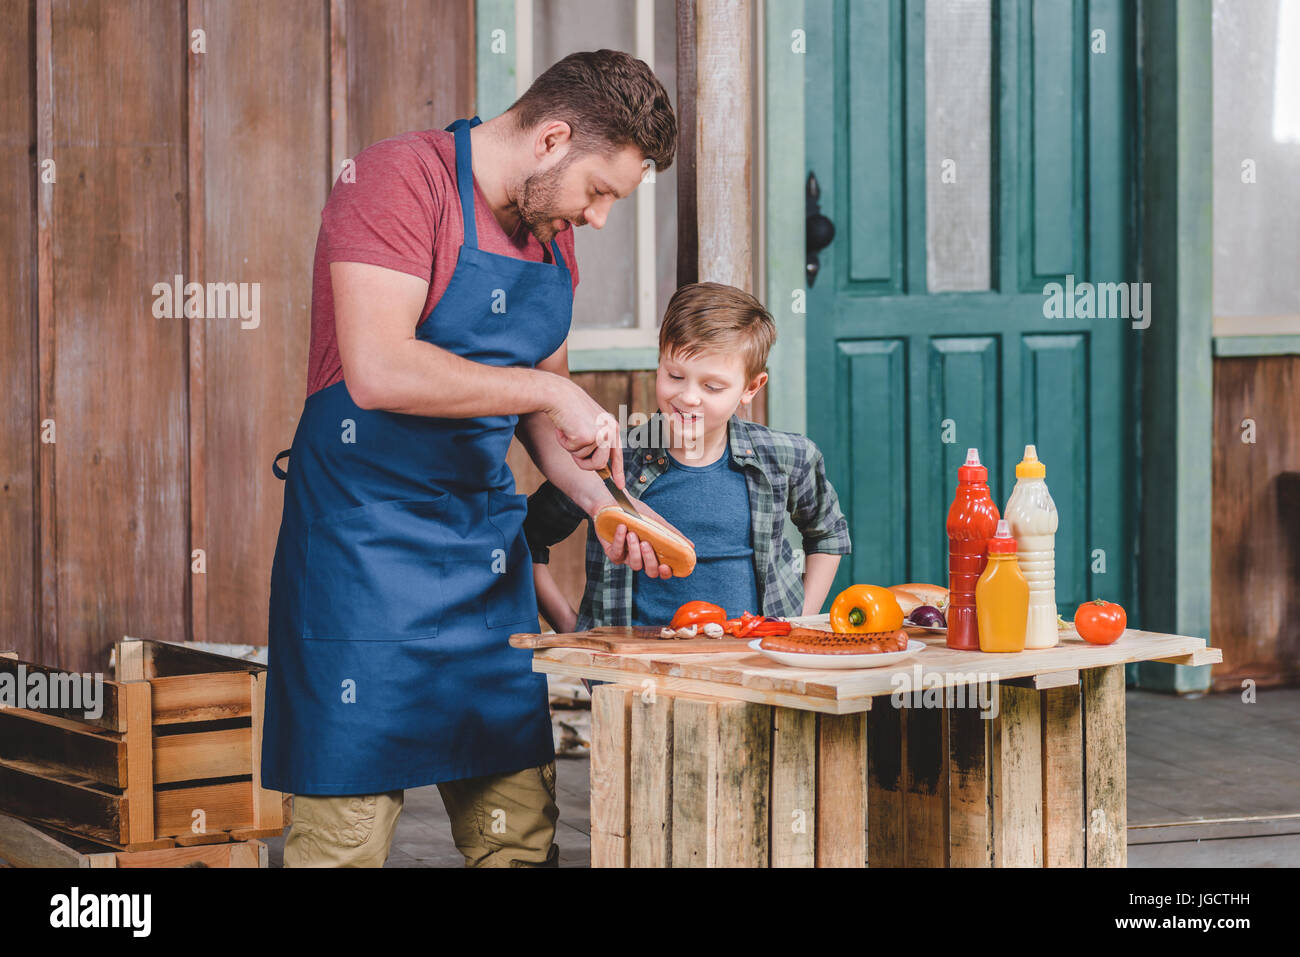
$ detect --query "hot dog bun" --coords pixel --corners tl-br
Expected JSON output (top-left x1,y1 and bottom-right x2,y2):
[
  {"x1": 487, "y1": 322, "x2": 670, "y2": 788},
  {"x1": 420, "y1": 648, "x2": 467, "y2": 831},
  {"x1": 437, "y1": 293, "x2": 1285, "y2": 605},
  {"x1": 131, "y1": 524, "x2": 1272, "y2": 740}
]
[
  {"x1": 889, "y1": 583, "x2": 949, "y2": 613},
  {"x1": 594, "y1": 506, "x2": 697, "y2": 577}
]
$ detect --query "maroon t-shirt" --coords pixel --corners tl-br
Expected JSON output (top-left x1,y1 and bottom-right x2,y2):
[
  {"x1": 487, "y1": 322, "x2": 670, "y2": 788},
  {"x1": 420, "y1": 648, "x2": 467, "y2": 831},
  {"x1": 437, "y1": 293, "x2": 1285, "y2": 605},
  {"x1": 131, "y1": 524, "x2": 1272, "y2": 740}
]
[{"x1": 307, "y1": 129, "x2": 580, "y2": 397}]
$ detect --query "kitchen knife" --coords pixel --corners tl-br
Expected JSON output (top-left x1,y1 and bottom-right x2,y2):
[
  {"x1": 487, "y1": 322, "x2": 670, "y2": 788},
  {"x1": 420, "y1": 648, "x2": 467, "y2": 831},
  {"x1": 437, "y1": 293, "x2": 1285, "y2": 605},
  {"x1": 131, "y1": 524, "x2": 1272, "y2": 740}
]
[{"x1": 598, "y1": 466, "x2": 643, "y2": 519}]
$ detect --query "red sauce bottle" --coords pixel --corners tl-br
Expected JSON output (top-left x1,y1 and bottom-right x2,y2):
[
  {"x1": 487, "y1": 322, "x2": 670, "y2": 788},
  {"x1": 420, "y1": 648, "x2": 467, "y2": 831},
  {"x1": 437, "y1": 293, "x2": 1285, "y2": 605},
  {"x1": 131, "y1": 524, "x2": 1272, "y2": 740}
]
[{"x1": 946, "y1": 448, "x2": 1001, "y2": 651}]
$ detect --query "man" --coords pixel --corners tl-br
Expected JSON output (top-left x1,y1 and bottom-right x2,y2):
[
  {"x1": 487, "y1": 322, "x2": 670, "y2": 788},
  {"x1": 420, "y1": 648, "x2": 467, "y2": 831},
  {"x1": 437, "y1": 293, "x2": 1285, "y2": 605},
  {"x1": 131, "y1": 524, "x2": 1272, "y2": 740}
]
[{"x1": 263, "y1": 50, "x2": 678, "y2": 867}]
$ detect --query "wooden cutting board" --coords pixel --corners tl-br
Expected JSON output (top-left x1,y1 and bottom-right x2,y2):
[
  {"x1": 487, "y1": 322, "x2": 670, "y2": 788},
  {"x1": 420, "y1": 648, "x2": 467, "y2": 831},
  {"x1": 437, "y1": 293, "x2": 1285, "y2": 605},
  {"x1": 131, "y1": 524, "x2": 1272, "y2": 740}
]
[{"x1": 509, "y1": 627, "x2": 758, "y2": 654}]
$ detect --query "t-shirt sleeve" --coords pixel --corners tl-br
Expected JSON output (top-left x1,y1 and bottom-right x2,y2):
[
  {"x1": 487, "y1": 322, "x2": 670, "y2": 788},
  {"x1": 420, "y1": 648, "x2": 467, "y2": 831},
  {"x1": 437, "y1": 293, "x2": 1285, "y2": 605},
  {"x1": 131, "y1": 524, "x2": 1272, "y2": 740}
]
[{"x1": 320, "y1": 138, "x2": 439, "y2": 281}]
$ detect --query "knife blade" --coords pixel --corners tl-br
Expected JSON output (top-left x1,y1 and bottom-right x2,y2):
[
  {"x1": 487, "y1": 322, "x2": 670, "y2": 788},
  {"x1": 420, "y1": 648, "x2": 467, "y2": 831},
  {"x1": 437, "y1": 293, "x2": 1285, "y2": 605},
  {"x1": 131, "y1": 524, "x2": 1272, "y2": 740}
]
[{"x1": 598, "y1": 466, "x2": 643, "y2": 520}]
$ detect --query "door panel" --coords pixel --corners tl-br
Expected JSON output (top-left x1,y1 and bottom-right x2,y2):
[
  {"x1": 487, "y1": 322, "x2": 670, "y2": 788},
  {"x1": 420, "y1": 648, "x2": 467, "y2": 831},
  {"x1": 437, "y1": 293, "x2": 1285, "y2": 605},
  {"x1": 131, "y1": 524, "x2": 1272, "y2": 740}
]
[{"x1": 807, "y1": 0, "x2": 1134, "y2": 618}]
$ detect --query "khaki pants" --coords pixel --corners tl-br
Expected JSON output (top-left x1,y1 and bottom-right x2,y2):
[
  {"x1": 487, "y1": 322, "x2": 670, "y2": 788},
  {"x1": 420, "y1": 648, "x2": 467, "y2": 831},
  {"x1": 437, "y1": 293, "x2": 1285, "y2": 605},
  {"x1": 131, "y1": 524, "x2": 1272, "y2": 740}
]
[{"x1": 283, "y1": 762, "x2": 560, "y2": 868}]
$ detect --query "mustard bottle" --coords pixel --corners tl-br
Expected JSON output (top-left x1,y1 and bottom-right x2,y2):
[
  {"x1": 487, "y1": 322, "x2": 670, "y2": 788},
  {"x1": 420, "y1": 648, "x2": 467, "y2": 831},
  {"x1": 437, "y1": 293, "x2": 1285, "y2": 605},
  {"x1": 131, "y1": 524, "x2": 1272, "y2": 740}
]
[{"x1": 975, "y1": 519, "x2": 1030, "y2": 653}]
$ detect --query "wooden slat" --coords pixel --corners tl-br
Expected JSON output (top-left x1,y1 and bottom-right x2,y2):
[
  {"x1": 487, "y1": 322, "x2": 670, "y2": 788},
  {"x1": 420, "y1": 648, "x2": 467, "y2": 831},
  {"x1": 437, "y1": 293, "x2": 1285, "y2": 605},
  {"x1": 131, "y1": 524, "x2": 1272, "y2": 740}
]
[
  {"x1": 695, "y1": 0, "x2": 752, "y2": 292},
  {"x1": 991, "y1": 683, "x2": 1043, "y2": 866},
  {"x1": 0, "y1": 709, "x2": 125, "y2": 788},
  {"x1": 0, "y1": 760, "x2": 125, "y2": 846},
  {"x1": 0, "y1": 656, "x2": 124, "y2": 731},
  {"x1": 51, "y1": 0, "x2": 189, "y2": 674},
  {"x1": 186, "y1": 0, "x2": 207, "y2": 648},
  {"x1": 629, "y1": 689, "x2": 673, "y2": 867},
  {"x1": 590, "y1": 684, "x2": 632, "y2": 867},
  {"x1": 713, "y1": 700, "x2": 770, "y2": 867},
  {"x1": 675, "y1": 0, "x2": 698, "y2": 287},
  {"x1": 153, "y1": 727, "x2": 252, "y2": 785},
  {"x1": 902, "y1": 705, "x2": 947, "y2": 866},
  {"x1": 153, "y1": 780, "x2": 254, "y2": 839},
  {"x1": 113, "y1": 839, "x2": 263, "y2": 868},
  {"x1": 143, "y1": 639, "x2": 262, "y2": 678},
  {"x1": 815, "y1": 712, "x2": 866, "y2": 867},
  {"x1": 345, "y1": 0, "x2": 473, "y2": 156},
  {"x1": 35, "y1": 0, "x2": 57, "y2": 668},
  {"x1": 865, "y1": 701, "x2": 902, "y2": 867},
  {"x1": 947, "y1": 683, "x2": 993, "y2": 866},
  {"x1": 670, "y1": 697, "x2": 715, "y2": 867},
  {"x1": 123, "y1": 681, "x2": 154, "y2": 844},
  {"x1": 196, "y1": 0, "x2": 326, "y2": 657},
  {"x1": 149, "y1": 672, "x2": 252, "y2": 725},
  {"x1": 249, "y1": 670, "x2": 282, "y2": 829},
  {"x1": 0, "y1": 1, "x2": 37, "y2": 663},
  {"x1": 769, "y1": 707, "x2": 816, "y2": 867},
  {"x1": 1041, "y1": 683, "x2": 1085, "y2": 867},
  {"x1": 0, "y1": 812, "x2": 85, "y2": 868},
  {"x1": 1082, "y1": 664, "x2": 1126, "y2": 867}
]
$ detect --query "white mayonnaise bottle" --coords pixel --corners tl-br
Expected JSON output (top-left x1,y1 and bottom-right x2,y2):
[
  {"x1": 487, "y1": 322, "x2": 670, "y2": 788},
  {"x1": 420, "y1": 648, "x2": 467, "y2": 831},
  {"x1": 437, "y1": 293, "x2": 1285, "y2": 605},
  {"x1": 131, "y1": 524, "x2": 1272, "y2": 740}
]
[{"x1": 1003, "y1": 445, "x2": 1059, "y2": 649}]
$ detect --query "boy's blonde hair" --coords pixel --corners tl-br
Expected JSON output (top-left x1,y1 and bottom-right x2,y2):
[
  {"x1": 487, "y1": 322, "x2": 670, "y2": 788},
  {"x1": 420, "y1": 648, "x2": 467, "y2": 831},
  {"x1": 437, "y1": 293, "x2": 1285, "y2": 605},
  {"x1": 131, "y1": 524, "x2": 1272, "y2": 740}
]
[{"x1": 658, "y1": 282, "x2": 776, "y2": 382}]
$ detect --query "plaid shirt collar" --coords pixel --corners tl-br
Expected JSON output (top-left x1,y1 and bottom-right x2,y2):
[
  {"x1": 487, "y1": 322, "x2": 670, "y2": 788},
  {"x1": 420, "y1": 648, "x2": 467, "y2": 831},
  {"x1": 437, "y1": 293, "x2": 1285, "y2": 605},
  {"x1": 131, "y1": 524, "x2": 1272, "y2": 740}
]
[{"x1": 623, "y1": 413, "x2": 763, "y2": 485}]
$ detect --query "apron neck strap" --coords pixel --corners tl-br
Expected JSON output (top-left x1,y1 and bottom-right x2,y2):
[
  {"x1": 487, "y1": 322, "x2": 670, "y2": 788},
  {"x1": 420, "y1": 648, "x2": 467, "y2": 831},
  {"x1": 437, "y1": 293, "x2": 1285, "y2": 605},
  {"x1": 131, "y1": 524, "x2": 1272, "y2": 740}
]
[{"x1": 447, "y1": 117, "x2": 483, "y2": 249}]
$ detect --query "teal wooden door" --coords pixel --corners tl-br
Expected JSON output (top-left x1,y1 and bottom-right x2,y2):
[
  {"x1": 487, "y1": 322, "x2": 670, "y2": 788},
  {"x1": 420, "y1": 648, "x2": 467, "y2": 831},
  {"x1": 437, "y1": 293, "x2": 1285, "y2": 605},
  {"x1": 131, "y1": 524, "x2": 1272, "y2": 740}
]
[{"x1": 805, "y1": 0, "x2": 1135, "y2": 616}]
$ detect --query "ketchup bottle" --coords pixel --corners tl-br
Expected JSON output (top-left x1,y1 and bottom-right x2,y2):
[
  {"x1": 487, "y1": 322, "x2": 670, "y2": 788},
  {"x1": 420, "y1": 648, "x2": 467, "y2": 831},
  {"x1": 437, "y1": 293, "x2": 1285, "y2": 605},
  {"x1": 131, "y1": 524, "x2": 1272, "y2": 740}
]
[{"x1": 946, "y1": 448, "x2": 1001, "y2": 650}]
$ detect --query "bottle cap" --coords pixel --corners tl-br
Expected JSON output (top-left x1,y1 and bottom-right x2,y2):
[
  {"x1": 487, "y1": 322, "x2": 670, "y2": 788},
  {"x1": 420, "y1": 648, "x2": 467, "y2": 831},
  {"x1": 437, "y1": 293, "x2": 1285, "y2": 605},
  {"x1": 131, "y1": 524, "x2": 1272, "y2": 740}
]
[
  {"x1": 988, "y1": 518, "x2": 1017, "y2": 554},
  {"x1": 1016, "y1": 444, "x2": 1046, "y2": 478},
  {"x1": 957, "y1": 448, "x2": 988, "y2": 483}
]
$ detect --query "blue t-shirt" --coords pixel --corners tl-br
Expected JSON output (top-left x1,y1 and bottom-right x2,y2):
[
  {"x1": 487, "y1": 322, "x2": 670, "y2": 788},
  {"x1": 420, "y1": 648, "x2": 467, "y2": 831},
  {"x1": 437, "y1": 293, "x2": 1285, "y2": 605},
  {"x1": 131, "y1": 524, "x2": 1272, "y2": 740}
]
[{"x1": 631, "y1": 452, "x2": 759, "y2": 627}]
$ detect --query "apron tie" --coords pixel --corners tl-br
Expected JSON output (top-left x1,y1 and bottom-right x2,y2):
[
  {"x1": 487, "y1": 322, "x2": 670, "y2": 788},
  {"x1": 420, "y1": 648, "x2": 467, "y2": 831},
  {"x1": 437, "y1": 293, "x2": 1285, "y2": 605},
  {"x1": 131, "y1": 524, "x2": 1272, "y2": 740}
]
[{"x1": 272, "y1": 449, "x2": 291, "y2": 480}]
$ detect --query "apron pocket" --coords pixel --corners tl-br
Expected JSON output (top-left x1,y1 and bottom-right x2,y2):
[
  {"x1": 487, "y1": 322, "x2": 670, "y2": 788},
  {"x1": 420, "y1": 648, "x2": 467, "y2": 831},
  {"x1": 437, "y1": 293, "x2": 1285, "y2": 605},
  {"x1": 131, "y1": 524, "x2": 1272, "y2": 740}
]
[{"x1": 304, "y1": 497, "x2": 459, "y2": 641}]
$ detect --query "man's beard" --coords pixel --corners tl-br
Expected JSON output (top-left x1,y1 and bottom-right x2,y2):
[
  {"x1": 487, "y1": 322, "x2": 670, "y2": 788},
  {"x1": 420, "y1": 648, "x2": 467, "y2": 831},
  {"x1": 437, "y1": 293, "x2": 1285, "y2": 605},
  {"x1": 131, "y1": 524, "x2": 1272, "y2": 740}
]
[{"x1": 517, "y1": 152, "x2": 580, "y2": 244}]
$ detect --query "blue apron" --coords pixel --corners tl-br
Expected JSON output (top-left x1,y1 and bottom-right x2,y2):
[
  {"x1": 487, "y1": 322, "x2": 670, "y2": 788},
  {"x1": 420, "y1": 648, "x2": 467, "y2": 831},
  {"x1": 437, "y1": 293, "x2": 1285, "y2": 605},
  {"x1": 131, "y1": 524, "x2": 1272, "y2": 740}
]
[{"x1": 262, "y1": 117, "x2": 569, "y2": 795}]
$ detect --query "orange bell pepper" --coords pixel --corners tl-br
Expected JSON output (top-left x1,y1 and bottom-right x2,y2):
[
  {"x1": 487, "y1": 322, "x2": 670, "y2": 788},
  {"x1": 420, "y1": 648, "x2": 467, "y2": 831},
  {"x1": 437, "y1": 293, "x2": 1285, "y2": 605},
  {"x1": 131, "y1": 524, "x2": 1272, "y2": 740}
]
[{"x1": 829, "y1": 585, "x2": 904, "y2": 633}]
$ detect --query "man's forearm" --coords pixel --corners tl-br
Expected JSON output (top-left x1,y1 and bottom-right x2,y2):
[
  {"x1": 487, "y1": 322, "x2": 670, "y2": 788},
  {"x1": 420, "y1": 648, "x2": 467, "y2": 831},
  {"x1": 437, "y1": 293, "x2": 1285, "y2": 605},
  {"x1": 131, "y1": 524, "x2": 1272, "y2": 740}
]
[
  {"x1": 353, "y1": 337, "x2": 562, "y2": 419},
  {"x1": 801, "y1": 552, "x2": 842, "y2": 616}
]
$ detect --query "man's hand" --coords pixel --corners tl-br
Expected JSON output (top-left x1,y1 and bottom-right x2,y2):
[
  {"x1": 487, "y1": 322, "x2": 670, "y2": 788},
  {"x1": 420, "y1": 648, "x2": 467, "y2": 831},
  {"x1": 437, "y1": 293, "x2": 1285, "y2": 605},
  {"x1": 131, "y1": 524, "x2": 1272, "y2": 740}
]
[
  {"x1": 543, "y1": 375, "x2": 624, "y2": 482},
  {"x1": 592, "y1": 497, "x2": 692, "y2": 580}
]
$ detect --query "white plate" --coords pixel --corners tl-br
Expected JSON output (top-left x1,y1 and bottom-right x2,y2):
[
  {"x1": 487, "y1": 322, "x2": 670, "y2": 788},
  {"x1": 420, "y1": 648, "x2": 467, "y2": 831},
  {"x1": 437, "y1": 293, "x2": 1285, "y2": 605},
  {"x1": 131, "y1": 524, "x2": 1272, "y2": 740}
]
[
  {"x1": 905, "y1": 619, "x2": 947, "y2": 634},
  {"x1": 748, "y1": 637, "x2": 926, "y2": 670}
]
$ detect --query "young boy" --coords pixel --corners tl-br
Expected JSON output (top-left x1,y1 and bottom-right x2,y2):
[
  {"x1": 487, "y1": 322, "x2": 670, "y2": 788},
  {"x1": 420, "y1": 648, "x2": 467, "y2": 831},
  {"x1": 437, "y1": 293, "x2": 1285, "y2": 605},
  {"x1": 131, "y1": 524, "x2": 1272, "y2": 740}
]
[{"x1": 525, "y1": 282, "x2": 851, "y2": 632}]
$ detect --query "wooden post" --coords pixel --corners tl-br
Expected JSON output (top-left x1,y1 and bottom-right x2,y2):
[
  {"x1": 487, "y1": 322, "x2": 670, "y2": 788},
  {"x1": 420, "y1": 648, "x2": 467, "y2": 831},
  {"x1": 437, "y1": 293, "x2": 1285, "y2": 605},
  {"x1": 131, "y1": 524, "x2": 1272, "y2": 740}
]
[
  {"x1": 815, "y1": 712, "x2": 866, "y2": 867},
  {"x1": 866, "y1": 700, "x2": 903, "y2": 866},
  {"x1": 948, "y1": 682, "x2": 993, "y2": 867},
  {"x1": 991, "y1": 683, "x2": 1043, "y2": 866},
  {"x1": 1083, "y1": 665, "x2": 1127, "y2": 866},
  {"x1": 1041, "y1": 683, "x2": 1086, "y2": 866},
  {"x1": 770, "y1": 707, "x2": 816, "y2": 866},
  {"x1": 249, "y1": 671, "x2": 284, "y2": 832},
  {"x1": 590, "y1": 685, "x2": 633, "y2": 867},
  {"x1": 629, "y1": 688, "x2": 674, "y2": 867},
  {"x1": 694, "y1": 0, "x2": 753, "y2": 291}
]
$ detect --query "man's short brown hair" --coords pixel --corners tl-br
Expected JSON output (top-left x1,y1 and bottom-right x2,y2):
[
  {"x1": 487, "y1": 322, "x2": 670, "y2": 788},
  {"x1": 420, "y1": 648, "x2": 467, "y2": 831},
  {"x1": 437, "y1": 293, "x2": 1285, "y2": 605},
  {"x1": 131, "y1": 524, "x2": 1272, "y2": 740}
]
[
  {"x1": 659, "y1": 283, "x2": 777, "y2": 382},
  {"x1": 508, "y1": 50, "x2": 677, "y2": 172}
]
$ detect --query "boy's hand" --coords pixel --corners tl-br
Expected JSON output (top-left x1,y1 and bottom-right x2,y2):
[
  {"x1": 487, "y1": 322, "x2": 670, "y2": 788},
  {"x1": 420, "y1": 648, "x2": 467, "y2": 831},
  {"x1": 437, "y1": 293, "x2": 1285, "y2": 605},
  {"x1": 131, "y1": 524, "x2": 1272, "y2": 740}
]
[{"x1": 593, "y1": 498, "x2": 692, "y2": 579}]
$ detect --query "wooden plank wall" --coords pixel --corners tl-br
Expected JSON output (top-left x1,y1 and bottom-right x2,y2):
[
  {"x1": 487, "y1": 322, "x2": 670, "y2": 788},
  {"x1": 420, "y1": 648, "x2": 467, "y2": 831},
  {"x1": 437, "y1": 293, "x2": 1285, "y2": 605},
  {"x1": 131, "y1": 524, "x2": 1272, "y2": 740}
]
[
  {"x1": 0, "y1": 0, "x2": 474, "y2": 670},
  {"x1": 1211, "y1": 355, "x2": 1300, "y2": 690}
]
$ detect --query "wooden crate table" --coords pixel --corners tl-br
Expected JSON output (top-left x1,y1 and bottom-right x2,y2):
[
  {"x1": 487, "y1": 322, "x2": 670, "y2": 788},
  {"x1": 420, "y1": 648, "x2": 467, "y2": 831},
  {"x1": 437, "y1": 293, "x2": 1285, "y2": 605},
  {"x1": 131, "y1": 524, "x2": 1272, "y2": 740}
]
[{"x1": 513, "y1": 620, "x2": 1221, "y2": 868}]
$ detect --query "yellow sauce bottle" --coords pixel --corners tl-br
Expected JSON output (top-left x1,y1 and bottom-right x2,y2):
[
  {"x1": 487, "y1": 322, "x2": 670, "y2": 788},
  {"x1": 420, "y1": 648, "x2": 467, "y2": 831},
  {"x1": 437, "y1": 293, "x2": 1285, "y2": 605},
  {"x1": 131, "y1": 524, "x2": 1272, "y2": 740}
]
[{"x1": 976, "y1": 520, "x2": 1029, "y2": 653}]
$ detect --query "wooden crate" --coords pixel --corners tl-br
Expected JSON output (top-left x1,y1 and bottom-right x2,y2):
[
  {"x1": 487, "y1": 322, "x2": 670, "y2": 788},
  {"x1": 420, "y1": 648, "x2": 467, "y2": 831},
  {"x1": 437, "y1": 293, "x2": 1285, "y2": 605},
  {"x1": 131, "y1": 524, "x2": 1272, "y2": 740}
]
[
  {"x1": 590, "y1": 665, "x2": 1127, "y2": 867},
  {"x1": 0, "y1": 640, "x2": 284, "y2": 851},
  {"x1": 0, "y1": 811, "x2": 266, "y2": 868}
]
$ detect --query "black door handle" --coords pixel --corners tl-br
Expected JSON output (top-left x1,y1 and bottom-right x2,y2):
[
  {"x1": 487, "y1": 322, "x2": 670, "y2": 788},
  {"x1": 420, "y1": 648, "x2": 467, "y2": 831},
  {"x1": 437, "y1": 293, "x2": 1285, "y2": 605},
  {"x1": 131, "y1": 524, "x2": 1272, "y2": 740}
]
[{"x1": 806, "y1": 170, "x2": 836, "y2": 288}]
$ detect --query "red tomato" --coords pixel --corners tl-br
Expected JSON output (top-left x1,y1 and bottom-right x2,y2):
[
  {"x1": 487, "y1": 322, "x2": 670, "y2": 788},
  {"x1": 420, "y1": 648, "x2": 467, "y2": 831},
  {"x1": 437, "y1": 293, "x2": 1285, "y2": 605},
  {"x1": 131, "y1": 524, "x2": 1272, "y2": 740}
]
[{"x1": 1074, "y1": 600, "x2": 1127, "y2": 645}]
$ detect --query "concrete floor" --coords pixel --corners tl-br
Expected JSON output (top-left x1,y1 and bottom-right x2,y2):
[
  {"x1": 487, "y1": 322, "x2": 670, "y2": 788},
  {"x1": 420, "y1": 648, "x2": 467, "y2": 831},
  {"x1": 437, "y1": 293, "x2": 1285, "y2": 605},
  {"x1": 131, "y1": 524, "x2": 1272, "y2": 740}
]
[{"x1": 264, "y1": 686, "x2": 1300, "y2": 868}]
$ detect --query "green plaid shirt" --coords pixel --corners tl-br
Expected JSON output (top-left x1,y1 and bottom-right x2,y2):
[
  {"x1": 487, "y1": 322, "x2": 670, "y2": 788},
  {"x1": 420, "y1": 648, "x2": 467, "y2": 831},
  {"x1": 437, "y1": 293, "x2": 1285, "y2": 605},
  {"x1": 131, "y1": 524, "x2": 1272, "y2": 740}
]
[{"x1": 524, "y1": 414, "x2": 851, "y2": 630}]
